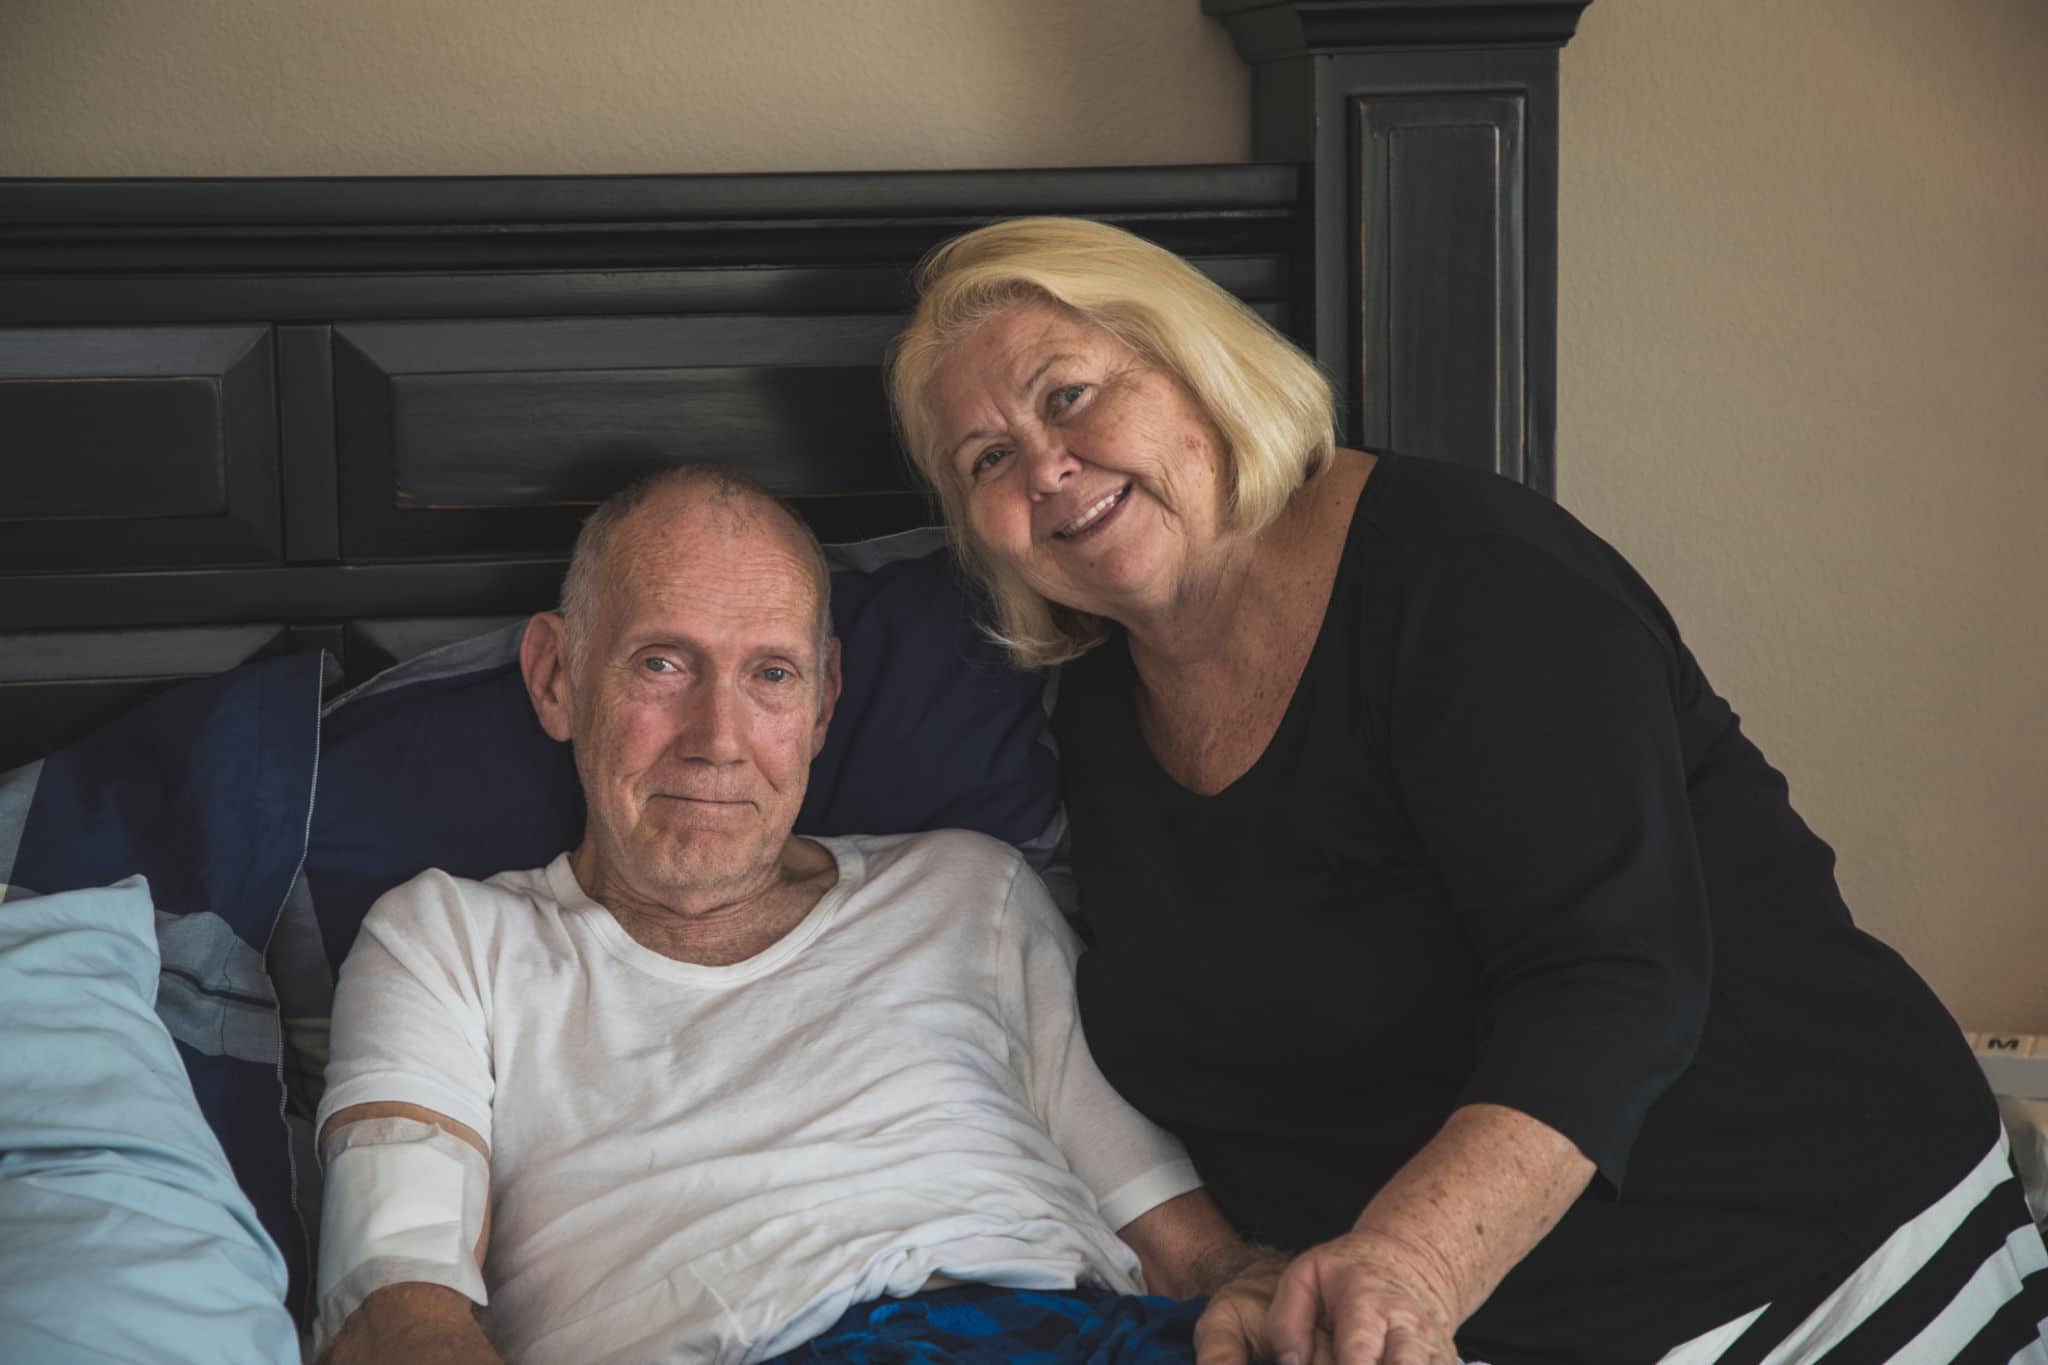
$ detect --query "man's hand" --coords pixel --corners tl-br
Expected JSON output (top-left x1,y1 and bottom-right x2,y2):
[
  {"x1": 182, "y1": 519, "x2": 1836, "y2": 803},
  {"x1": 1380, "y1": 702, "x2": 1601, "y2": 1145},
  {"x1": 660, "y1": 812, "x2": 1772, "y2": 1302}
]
[
  {"x1": 1192, "y1": 1246, "x2": 1308, "y2": 1365},
  {"x1": 1260, "y1": 1230, "x2": 1459, "y2": 1365}
]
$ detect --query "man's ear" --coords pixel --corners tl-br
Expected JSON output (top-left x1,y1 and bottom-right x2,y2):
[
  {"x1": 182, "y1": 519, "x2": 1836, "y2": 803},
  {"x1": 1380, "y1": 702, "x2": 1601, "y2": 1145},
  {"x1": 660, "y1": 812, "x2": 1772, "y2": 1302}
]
[
  {"x1": 520, "y1": 612, "x2": 577, "y2": 744},
  {"x1": 811, "y1": 636, "x2": 843, "y2": 758}
]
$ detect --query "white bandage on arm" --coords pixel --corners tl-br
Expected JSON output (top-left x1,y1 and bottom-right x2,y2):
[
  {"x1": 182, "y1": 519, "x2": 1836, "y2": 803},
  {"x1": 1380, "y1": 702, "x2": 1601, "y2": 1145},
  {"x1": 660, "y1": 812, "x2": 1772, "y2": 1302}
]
[{"x1": 313, "y1": 1115, "x2": 491, "y2": 1354}]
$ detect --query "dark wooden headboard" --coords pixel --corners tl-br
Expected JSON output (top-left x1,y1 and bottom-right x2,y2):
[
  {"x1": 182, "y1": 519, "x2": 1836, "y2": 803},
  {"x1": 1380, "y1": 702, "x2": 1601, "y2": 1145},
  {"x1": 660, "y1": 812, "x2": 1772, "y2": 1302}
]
[
  {"x1": 0, "y1": 167, "x2": 1313, "y2": 769},
  {"x1": 0, "y1": 1, "x2": 1593, "y2": 771}
]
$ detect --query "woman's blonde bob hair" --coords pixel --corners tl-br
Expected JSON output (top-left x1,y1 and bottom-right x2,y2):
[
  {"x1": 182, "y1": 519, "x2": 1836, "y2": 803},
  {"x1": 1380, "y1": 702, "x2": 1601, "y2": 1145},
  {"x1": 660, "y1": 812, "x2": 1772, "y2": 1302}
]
[{"x1": 888, "y1": 216, "x2": 1336, "y2": 669}]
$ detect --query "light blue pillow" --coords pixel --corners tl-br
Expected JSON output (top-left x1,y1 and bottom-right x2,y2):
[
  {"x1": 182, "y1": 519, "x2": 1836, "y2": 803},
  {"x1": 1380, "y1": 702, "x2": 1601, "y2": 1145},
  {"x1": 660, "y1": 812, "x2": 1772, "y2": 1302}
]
[{"x1": 0, "y1": 876, "x2": 299, "y2": 1364}]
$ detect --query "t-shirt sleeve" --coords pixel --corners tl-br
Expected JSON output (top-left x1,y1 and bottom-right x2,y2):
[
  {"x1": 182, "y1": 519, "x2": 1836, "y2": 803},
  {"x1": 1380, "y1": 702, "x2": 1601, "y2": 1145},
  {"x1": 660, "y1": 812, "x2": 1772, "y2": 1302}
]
[
  {"x1": 994, "y1": 855, "x2": 1203, "y2": 1230},
  {"x1": 315, "y1": 870, "x2": 497, "y2": 1147},
  {"x1": 1385, "y1": 535, "x2": 1712, "y2": 1190}
]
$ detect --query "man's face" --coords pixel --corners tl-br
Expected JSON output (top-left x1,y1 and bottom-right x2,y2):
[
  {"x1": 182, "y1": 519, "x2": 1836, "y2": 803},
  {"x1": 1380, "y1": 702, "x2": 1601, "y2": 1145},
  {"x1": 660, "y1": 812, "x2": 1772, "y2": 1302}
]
[{"x1": 548, "y1": 490, "x2": 838, "y2": 912}]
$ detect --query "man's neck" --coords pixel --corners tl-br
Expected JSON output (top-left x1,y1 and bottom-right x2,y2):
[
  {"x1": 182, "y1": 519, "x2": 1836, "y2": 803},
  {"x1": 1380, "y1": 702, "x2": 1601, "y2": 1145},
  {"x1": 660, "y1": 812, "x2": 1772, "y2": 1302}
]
[{"x1": 570, "y1": 838, "x2": 839, "y2": 967}]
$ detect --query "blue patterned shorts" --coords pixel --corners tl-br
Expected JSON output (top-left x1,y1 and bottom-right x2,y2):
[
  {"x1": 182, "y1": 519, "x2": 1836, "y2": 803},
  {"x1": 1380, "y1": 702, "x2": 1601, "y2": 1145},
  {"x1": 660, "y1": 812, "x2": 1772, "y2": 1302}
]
[{"x1": 761, "y1": 1283, "x2": 1205, "y2": 1365}]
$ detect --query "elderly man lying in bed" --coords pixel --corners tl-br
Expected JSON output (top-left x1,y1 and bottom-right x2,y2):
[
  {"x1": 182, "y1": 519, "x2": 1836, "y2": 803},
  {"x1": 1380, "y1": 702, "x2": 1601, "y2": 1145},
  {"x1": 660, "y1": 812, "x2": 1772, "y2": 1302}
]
[{"x1": 314, "y1": 465, "x2": 1275, "y2": 1365}]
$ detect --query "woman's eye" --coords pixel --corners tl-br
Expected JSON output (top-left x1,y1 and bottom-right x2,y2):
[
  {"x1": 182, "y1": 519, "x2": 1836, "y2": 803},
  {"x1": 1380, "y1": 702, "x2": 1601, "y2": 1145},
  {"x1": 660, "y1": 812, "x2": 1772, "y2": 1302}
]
[
  {"x1": 969, "y1": 446, "x2": 1008, "y2": 480},
  {"x1": 1048, "y1": 383, "x2": 1086, "y2": 414}
]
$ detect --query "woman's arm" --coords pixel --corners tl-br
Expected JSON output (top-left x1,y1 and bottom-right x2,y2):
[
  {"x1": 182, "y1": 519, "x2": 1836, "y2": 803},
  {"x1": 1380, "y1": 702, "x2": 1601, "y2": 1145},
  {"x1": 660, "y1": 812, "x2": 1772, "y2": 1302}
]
[
  {"x1": 1234, "y1": 1103, "x2": 1594, "y2": 1365},
  {"x1": 1192, "y1": 1104, "x2": 1591, "y2": 1365}
]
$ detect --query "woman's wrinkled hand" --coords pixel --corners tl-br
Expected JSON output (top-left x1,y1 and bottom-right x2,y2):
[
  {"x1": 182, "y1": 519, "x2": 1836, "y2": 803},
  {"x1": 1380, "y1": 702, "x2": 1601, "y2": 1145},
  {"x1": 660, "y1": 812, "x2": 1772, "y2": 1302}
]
[{"x1": 1258, "y1": 1229, "x2": 1462, "y2": 1365}]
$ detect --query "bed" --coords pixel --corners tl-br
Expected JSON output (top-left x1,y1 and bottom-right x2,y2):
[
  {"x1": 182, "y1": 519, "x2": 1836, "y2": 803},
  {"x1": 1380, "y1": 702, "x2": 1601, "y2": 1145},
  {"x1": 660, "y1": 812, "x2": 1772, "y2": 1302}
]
[{"x1": 0, "y1": 5, "x2": 1594, "y2": 1358}]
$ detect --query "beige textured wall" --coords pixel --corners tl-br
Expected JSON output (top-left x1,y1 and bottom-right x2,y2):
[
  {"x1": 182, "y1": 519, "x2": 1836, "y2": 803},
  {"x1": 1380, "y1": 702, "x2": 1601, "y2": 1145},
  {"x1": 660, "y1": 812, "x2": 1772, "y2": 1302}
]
[
  {"x1": 0, "y1": 0, "x2": 1249, "y2": 173},
  {"x1": 1559, "y1": 0, "x2": 2048, "y2": 1031},
  {"x1": 4, "y1": 3, "x2": 2042, "y2": 1025}
]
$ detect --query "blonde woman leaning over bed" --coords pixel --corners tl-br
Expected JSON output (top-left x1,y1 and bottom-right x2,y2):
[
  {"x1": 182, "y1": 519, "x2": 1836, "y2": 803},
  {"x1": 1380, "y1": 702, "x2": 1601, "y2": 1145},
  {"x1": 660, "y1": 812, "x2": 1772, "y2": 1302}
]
[{"x1": 887, "y1": 217, "x2": 2048, "y2": 1365}]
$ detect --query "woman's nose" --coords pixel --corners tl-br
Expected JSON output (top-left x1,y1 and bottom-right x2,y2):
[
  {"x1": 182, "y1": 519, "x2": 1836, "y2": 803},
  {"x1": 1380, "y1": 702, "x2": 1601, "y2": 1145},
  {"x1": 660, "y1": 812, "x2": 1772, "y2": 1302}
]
[{"x1": 1021, "y1": 434, "x2": 1079, "y2": 496}]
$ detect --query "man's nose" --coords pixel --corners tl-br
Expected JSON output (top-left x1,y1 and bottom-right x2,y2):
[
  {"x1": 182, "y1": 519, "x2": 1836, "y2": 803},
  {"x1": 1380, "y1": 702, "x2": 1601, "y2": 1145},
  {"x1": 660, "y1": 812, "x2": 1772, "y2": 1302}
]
[{"x1": 675, "y1": 680, "x2": 745, "y2": 762}]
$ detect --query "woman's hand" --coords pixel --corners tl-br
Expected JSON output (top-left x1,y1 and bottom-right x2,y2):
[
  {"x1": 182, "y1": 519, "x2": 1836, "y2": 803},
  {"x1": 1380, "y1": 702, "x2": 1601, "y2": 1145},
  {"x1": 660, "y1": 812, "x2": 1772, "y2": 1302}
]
[
  {"x1": 1194, "y1": 1232, "x2": 1457, "y2": 1365},
  {"x1": 1199, "y1": 1104, "x2": 1596, "y2": 1365},
  {"x1": 1261, "y1": 1229, "x2": 1460, "y2": 1365}
]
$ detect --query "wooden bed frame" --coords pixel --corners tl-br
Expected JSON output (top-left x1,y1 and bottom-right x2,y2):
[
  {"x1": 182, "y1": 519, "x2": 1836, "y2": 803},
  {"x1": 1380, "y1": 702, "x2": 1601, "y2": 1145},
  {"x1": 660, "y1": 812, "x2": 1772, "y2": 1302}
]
[{"x1": 0, "y1": 1, "x2": 1593, "y2": 772}]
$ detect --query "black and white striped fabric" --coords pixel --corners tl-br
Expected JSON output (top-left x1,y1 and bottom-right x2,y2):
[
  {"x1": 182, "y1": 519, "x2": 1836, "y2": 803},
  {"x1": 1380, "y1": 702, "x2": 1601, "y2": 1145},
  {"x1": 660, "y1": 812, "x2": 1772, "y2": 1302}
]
[{"x1": 1657, "y1": 1134, "x2": 2048, "y2": 1364}]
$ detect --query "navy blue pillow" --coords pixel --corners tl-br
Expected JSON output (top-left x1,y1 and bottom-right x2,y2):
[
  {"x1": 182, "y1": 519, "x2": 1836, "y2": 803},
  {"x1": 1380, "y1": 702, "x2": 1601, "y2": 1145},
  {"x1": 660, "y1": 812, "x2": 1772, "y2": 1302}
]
[
  {"x1": 304, "y1": 638, "x2": 583, "y2": 973},
  {"x1": 804, "y1": 529, "x2": 1060, "y2": 848},
  {"x1": 0, "y1": 650, "x2": 324, "y2": 1322},
  {"x1": 302, "y1": 528, "x2": 1059, "y2": 975}
]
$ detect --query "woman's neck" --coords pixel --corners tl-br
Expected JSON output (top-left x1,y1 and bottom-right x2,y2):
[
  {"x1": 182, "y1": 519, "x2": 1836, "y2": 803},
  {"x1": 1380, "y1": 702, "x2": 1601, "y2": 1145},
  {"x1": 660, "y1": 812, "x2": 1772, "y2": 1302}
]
[
  {"x1": 1120, "y1": 449, "x2": 1372, "y2": 688},
  {"x1": 1121, "y1": 508, "x2": 1291, "y2": 682}
]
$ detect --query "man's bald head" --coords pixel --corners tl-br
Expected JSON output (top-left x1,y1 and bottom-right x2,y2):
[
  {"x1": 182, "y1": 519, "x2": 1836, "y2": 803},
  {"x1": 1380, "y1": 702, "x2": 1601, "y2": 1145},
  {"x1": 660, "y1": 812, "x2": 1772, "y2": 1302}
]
[{"x1": 558, "y1": 465, "x2": 833, "y2": 671}]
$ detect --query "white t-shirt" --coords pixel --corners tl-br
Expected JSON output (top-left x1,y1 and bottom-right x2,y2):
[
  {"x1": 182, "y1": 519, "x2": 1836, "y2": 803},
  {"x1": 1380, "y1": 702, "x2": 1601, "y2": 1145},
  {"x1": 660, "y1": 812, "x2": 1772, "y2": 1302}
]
[{"x1": 319, "y1": 830, "x2": 1202, "y2": 1365}]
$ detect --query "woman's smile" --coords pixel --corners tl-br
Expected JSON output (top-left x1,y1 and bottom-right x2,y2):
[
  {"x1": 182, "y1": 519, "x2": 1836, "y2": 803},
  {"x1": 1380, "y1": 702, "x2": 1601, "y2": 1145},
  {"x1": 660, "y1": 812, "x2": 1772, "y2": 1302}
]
[{"x1": 1050, "y1": 482, "x2": 1132, "y2": 541}]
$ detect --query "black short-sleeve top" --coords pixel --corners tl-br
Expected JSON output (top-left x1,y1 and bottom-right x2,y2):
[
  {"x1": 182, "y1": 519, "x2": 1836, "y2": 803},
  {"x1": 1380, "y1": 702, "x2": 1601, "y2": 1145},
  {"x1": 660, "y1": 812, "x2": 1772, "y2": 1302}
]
[{"x1": 1053, "y1": 452, "x2": 1995, "y2": 1363}]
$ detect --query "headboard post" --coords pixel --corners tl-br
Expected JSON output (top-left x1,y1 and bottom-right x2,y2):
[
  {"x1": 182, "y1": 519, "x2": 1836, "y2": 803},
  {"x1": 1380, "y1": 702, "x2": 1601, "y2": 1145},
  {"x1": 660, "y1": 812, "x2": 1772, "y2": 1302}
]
[{"x1": 1205, "y1": 0, "x2": 1595, "y2": 496}]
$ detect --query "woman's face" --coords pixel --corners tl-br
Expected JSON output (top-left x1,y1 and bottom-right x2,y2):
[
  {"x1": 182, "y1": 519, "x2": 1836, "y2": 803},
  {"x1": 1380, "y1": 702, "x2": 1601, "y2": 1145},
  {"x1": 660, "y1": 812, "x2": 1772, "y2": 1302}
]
[{"x1": 926, "y1": 299, "x2": 1231, "y2": 623}]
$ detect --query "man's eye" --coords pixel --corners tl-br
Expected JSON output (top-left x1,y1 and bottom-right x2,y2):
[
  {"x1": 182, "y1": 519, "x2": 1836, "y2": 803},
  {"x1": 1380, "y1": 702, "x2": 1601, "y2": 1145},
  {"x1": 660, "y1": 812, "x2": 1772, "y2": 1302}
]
[
  {"x1": 969, "y1": 446, "x2": 1008, "y2": 480},
  {"x1": 760, "y1": 666, "x2": 793, "y2": 684},
  {"x1": 642, "y1": 656, "x2": 678, "y2": 674}
]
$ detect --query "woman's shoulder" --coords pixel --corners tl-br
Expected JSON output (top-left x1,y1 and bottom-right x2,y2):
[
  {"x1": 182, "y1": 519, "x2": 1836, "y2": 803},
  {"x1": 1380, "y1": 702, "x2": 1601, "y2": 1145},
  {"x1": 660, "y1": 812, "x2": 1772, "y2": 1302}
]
[
  {"x1": 1356, "y1": 453, "x2": 1672, "y2": 628},
  {"x1": 1357, "y1": 451, "x2": 1599, "y2": 559}
]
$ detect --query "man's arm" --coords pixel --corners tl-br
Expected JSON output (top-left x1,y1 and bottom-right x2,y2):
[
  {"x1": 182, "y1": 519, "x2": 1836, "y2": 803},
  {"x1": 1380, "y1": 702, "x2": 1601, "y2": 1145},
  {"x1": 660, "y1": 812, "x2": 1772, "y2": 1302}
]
[
  {"x1": 1116, "y1": 1187, "x2": 1260, "y2": 1299},
  {"x1": 1120, "y1": 1190, "x2": 1320, "y2": 1365},
  {"x1": 316, "y1": 871, "x2": 504, "y2": 1361},
  {"x1": 320, "y1": 1283, "x2": 500, "y2": 1365},
  {"x1": 316, "y1": 1100, "x2": 501, "y2": 1365}
]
